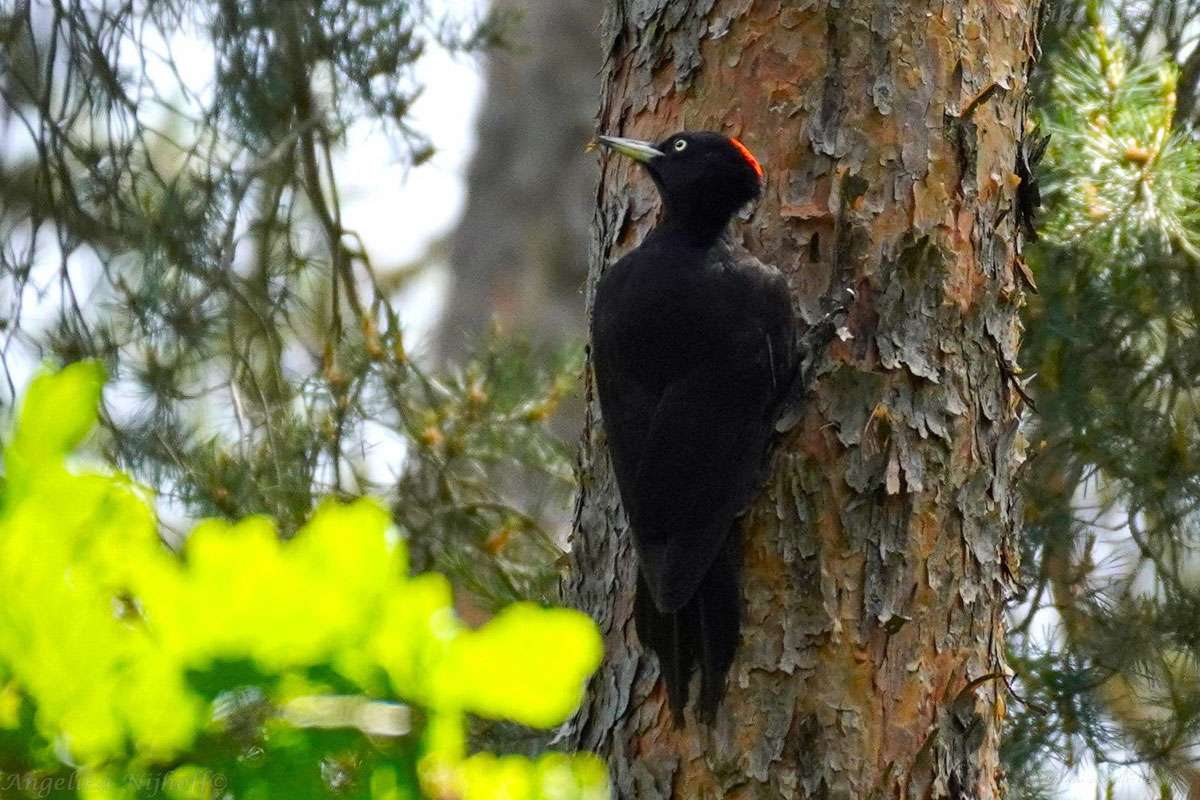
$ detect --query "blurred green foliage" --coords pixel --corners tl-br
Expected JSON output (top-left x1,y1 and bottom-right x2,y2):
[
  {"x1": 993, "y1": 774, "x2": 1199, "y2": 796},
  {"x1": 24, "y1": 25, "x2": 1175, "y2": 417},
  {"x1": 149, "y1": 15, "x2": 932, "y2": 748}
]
[
  {"x1": 0, "y1": 363, "x2": 608, "y2": 799},
  {"x1": 0, "y1": 0, "x2": 577, "y2": 619},
  {"x1": 1040, "y1": 19, "x2": 1200, "y2": 258},
  {"x1": 1005, "y1": 2, "x2": 1200, "y2": 796}
]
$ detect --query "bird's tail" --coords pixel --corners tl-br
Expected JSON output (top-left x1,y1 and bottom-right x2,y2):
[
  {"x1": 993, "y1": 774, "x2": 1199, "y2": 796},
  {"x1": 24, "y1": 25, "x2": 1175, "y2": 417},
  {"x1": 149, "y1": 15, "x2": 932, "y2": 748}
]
[{"x1": 634, "y1": 539, "x2": 741, "y2": 725}]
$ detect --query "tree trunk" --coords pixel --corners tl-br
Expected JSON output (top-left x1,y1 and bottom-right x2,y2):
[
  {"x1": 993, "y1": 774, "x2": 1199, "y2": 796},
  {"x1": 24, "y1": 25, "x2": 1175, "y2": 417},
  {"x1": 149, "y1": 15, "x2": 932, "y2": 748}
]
[{"x1": 564, "y1": 1, "x2": 1041, "y2": 797}]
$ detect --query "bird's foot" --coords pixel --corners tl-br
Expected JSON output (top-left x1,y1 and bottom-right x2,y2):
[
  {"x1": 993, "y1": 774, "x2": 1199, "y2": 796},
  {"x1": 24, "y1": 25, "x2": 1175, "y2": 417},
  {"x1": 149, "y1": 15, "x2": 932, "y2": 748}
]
[
  {"x1": 817, "y1": 283, "x2": 857, "y2": 326},
  {"x1": 774, "y1": 283, "x2": 857, "y2": 433}
]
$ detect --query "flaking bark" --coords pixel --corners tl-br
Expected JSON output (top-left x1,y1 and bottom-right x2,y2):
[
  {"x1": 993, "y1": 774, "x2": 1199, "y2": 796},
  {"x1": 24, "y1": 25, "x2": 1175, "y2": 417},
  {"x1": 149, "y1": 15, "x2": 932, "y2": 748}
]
[{"x1": 564, "y1": 1, "x2": 1041, "y2": 797}]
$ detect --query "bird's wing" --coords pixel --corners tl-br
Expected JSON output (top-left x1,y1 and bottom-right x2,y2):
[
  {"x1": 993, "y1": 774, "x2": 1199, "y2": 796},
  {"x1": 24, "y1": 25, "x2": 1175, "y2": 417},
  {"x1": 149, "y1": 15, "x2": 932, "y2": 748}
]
[
  {"x1": 590, "y1": 285, "x2": 657, "y2": 526},
  {"x1": 593, "y1": 360, "x2": 656, "y2": 524},
  {"x1": 728, "y1": 252, "x2": 797, "y2": 406},
  {"x1": 629, "y1": 358, "x2": 776, "y2": 613}
]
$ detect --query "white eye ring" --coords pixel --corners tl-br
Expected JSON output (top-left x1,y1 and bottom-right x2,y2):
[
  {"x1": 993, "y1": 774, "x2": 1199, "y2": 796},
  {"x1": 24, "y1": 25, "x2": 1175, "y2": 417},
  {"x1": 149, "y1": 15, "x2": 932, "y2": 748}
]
[{"x1": 673, "y1": 139, "x2": 688, "y2": 152}]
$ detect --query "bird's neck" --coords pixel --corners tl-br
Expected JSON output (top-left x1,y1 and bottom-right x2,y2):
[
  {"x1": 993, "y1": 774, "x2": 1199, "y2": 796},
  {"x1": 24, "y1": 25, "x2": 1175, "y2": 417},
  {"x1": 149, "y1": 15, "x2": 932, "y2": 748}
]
[{"x1": 658, "y1": 202, "x2": 738, "y2": 248}]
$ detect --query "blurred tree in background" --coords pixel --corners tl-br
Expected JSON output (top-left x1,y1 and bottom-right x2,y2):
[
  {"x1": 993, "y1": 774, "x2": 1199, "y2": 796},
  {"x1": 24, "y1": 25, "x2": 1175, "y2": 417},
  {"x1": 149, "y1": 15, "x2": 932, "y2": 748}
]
[
  {"x1": 432, "y1": 0, "x2": 599, "y2": 551},
  {"x1": 1007, "y1": 0, "x2": 1200, "y2": 797},
  {"x1": 0, "y1": 0, "x2": 578, "y2": 614},
  {"x1": 436, "y1": 0, "x2": 597, "y2": 365}
]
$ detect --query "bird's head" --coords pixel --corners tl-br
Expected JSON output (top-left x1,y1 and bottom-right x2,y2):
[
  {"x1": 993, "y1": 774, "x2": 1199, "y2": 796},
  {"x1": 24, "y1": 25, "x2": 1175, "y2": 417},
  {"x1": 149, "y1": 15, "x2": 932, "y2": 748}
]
[{"x1": 596, "y1": 131, "x2": 765, "y2": 243}]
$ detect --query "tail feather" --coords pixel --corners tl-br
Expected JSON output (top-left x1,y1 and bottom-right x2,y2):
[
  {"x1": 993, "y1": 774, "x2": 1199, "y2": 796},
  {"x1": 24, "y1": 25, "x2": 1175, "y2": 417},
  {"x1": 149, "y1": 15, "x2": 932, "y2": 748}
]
[
  {"x1": 634, "y1": 540, "x2": 741, "y2": 725},
  {"x1": 634, "y1": 571, "x2": 694, "y2": 722},
  {"x1": 696, "y1": 550, "x2": 740, "y2": 722}
]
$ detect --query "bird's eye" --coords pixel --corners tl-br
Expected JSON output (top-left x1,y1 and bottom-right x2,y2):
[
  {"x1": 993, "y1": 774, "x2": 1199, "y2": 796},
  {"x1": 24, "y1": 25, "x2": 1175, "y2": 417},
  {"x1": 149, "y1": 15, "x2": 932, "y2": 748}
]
[{"x1": 673, "y1": 139, "x2": 688, "y2": 152}]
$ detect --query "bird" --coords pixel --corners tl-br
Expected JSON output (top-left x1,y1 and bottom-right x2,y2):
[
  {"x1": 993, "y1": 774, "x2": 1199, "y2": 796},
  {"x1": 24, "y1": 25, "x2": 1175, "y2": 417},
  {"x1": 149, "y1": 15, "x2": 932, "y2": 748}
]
[{"x1": 590, "y1": 131, "x2": 798, "y2": 723}]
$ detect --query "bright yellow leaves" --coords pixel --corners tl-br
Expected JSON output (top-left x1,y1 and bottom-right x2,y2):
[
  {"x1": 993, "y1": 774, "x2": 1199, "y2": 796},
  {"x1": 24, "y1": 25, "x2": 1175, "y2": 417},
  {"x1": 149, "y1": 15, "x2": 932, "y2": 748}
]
[{"x1": 0, "y1": 362, "x2": 608, "y2": 799}]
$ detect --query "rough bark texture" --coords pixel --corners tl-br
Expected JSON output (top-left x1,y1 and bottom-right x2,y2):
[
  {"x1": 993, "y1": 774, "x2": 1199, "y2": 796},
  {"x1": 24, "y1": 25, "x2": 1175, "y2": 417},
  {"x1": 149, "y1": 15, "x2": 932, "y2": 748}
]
[
  {"x1": 564, "y1": 1, "x2": 1041, "y2": 798},
  {"x1": 436, "y1": 0, "x2": 599, "y2": 362}
]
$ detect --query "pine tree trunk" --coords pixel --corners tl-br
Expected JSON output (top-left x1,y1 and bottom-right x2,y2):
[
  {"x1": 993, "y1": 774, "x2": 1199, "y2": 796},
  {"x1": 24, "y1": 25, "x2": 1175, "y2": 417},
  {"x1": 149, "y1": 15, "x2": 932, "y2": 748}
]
[{"x1": 564, "y1": 1, "x2": 1041, "y2": 797}]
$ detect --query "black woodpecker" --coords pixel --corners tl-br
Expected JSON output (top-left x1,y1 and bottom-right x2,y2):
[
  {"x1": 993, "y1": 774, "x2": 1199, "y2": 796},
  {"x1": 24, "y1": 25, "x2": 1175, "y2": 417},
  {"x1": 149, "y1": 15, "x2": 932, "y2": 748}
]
[{"x1": 590, "y1": 131, "x2": 798, "y2": 723}]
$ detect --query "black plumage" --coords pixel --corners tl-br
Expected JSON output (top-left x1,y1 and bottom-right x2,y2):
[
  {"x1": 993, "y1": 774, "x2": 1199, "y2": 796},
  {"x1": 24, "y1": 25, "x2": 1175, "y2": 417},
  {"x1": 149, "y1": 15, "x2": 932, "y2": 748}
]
[{"x1": 590, "y1": 131, "x2": 798, "y2": 722}]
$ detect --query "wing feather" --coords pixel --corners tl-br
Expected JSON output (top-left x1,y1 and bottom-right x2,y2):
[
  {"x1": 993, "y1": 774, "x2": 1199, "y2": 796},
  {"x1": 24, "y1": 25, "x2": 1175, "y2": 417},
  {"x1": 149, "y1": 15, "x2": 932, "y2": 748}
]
[{"x1": 629, "y1": 360, "x2": 775, "y2": 612}]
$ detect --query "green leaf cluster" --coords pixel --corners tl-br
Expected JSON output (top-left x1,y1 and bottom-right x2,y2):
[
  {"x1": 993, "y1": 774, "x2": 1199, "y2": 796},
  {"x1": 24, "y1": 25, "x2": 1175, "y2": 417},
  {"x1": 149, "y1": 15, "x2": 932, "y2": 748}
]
[{"x1": 0, "y1": 363, "x2": 608, "y2": 800}]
